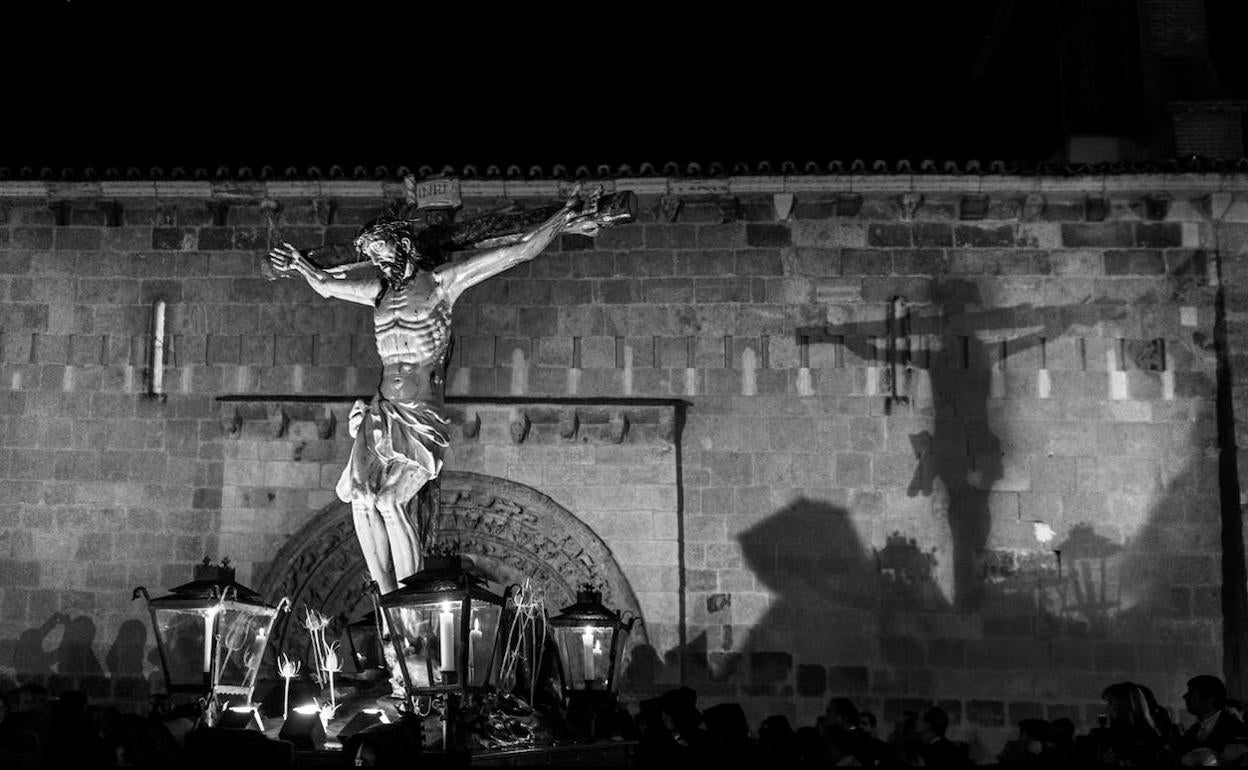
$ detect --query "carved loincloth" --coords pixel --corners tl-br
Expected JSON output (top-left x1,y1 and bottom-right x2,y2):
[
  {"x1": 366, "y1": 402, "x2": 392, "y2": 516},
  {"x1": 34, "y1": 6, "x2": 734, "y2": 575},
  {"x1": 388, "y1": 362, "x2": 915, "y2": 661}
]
[{"x1": 336, "y1": 397, "x2": 452, "y2": 503}]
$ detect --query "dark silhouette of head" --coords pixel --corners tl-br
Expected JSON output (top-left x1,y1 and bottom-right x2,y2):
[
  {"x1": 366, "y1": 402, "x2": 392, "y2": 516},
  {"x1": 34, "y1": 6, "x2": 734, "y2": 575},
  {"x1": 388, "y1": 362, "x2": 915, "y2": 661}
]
[
  {"x1": 1185, "y1": 674, "x2": 1228, "y2": 719},
  {"x1": 921, "y1": 706, "x2": 950, "y2": 739}
]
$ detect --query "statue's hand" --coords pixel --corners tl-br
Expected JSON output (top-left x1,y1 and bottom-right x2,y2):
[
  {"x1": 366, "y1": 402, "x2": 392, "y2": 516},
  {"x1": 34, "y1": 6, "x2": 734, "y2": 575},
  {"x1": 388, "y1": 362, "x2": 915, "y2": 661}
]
[
  {"x1": 267, "y1": 242, "x2": 298, "y2": 274},
  {"x1": 562, "y1": 218, "x2": 602, "y2": 238},
  {"x1": 268, "y1": 242, "x2": 336, "y2": 285}
]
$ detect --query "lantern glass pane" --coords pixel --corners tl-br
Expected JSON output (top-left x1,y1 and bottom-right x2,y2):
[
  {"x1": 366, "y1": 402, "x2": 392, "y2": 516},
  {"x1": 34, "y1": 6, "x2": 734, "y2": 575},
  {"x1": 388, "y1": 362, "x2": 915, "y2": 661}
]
[
  {"x1": 553, "y1": 625, "x2": 611, "y2": 690},
  {"x1": 385, "y1": 599, "x2": 502, "y2": 689},
  {"x1": 214, "y1": 606, "x2": 274, "y2": 689},
  {"x1": 465, "y1": 604, "x2": 501, "y2": 688},
  {"x1": 153, "y1": 607, "x2": 213, "y2": 688}
]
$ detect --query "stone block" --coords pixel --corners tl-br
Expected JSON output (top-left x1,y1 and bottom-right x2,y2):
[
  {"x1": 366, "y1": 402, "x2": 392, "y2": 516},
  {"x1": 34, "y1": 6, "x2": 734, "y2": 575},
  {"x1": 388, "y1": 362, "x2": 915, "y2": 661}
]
[
  {"x1": 954, "y1": 224, "x2": 1016, "y2": 248},
  {"x1": 827, "y1": 665, "x2": 870, "y2": 694},
  {"x1": 644, "y1": 224, "x2": 697, "y2": 249},
  {"x1": 967, "y1": 700, "x2": 1005, "y2": 727},
  {"x1": 842, "y1": 248, "x2": 891, "y2": 276},
  {"x1": 1061, "y1": 223, "x2": 1133, "y2": 248},
  {"x1": 1104, "y1": 250, "x2": 1165, "y2": 275},
  {"x1": 868, "y1": 224, "x2": 912, "y2": 248},
  {"x1": 795, "y1": 664, "x2": 827, "y2": 697},
  {"x1": 750, "y1": 651, "x2": 793, "y2": 684},
  {"x1": 1135, "y1": 222, "x2": 1182, "y2": 248},
  {"x1": 12, "y1": 227, "x2": 53, "y2": 249}
]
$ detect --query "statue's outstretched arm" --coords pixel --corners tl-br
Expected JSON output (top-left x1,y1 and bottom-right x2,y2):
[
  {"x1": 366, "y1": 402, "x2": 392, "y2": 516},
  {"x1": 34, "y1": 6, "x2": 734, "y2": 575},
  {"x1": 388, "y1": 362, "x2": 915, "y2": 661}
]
[
  {"x1": 437, "y1": 200, "x2": 577, "y2": 304},
  {"x1": 268, "y1": 241, "x2": 380, "y2": 306}
]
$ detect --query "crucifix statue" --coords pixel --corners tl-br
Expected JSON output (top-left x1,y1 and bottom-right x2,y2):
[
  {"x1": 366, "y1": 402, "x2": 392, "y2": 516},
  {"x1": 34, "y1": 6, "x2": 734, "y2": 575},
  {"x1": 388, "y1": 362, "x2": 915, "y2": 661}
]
[{"x1": 267, "y1": 179, "x2": 635, "y2": 595}]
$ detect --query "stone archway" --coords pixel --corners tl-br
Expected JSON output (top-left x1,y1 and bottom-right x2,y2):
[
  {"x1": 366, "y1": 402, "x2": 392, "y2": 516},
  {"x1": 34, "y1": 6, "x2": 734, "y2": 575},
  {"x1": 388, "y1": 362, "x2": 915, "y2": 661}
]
[{"x1": 255, "y1": 470, "x2": 647, "y2": 663}]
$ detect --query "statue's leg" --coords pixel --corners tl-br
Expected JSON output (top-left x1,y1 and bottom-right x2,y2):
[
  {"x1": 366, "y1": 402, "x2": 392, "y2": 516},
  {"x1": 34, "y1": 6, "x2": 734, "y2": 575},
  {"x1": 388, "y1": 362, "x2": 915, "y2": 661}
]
[
  {"x1": 376, "y1": 462, "x2": 432, "y2": 584},
  {"x1": 351, "y1": 496, "x2": 396, "y2": 595}
]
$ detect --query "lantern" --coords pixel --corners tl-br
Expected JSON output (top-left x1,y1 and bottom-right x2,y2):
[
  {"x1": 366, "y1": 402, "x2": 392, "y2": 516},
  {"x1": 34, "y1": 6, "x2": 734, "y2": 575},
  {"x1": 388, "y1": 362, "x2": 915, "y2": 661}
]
[
  {"x1": 377, "y1": 555, "x2": 504, "y2": 698},
  {"x1": 133, "y1": 558, "x2": 289, "y2": 710},
  {"x1": 548, "y1": 586, "x2": 635, "y2": 696}
]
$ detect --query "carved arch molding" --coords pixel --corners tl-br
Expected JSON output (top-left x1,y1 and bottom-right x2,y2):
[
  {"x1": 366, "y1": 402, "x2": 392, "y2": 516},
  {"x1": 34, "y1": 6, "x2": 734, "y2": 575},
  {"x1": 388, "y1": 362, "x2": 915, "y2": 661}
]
[{"x1": 256, "y1": 470, "x2": 648, "y2": 661}]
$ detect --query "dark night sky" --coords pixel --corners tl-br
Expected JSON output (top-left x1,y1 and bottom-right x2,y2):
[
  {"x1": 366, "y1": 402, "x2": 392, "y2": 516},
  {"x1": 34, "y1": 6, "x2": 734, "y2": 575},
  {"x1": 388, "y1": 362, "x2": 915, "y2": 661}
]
[{"x1": 4, "y1": 2, "x2": 1243, "y2": 172}]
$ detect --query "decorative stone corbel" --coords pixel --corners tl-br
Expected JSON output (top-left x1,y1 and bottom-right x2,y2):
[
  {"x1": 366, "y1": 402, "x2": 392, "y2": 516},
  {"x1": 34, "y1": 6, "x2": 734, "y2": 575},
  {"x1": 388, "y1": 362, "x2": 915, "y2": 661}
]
[
  {"x1": 1085, "y1": 197, "x2": 1109, "y2": 222},
  {"x1": 314, "y1": 407, "x2": 337, "y2": 439},
  {"x1": 462, "y1": 412, "x2": 481, "y2": 439},
  {"x1": 657, "y1": 194, "x2": 682, "y2": 223},
  {"x1": 608, "y1": 412, "x2": 629, "y2": 444},
  {"x1": 509, "y1": 411, "x2": 531, "y2": 444},
  {"x1": 1022, "y1": 193, "x2": 1046, "y2": 222},
  {"x1": 559, "y1": 410, "x2": 579, "y2": 440},
  {"x1": 899, "y1": 192, "x2": 923, "y2": 221},
  {"x1": 49, "y1": 201, "x2": 70, "y2": 226},
  {"x1": 1143, "y1": 193, "x2": 1172, "y2": 221},
  {"x1": 220, "y1": 405, "x2": 242, "y2": 438},
  {"x1": 266, "y1": 404, "x2": 288, "y2": 438},
  {"x1": 772, "y1": 193, "x2": 794, "y2": 222},
  {"x1": 312, "y1": 199, "x2": 337, "y2": 226},
  {"x1": 206, "y1": 201, "x2": 230, "y2": 227},
  {"x1": 156, "y1": 203, "x2": 178, "y2": 226},
  {"x1": 260, "y1": 199, "x2": 283, "y2": 229},
  {"x1": 97, "y1": 200, "x2": 123, "y2": 227}
]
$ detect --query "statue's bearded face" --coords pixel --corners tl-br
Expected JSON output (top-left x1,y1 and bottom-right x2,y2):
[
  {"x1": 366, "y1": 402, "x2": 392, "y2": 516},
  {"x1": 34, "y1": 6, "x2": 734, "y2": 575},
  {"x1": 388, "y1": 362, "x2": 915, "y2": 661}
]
[{"x1": 359, "y1": 234, "x2": 413, "y2": 285}]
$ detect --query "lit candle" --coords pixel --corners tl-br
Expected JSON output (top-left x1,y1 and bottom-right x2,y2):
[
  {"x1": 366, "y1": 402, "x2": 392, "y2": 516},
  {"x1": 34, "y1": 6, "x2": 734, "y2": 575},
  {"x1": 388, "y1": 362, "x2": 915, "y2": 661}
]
[
  {"x1": 581, "y1": 628, "x2": 595, "y2": 682},
  {"x1": 439, "y1": 604, "x2": 456, "y2": 673},
  {"x1": 203, "y1": 611, "x2": 215, "y2": 675},
  {"x1": 468, "y1": 617, "x2": 483, "y2": 682}
]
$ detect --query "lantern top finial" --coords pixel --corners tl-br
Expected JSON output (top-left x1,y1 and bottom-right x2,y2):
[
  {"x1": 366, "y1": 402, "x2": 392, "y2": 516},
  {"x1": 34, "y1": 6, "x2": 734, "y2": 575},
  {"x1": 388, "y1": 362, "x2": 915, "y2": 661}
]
[
  {"x1": 193, "y1": 557, "x2": 236, "y2": 586},
  {"x1": 160, "y1": 558, "x2": 265, "y2": 604}
]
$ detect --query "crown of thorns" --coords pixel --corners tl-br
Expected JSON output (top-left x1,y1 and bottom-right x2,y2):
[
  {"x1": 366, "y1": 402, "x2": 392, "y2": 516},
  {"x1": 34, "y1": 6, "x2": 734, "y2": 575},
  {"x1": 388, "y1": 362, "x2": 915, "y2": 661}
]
[{"x1": 353, "y1": 216, "x2": 419, "y2": 253}]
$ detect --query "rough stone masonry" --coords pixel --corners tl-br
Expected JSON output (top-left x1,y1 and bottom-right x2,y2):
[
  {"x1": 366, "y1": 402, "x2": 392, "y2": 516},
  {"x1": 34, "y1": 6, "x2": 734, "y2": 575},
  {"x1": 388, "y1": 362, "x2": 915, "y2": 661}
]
[{"x1": 1, "y1": 170, "x2": 1247, "y2": 757}]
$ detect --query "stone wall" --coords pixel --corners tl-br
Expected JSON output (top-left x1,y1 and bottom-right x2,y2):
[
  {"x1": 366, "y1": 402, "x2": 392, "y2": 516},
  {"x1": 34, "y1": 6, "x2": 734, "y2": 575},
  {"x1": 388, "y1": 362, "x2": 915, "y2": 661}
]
[{"x1": 1, "y1": 175, "x2": 1246, "y2": 758}]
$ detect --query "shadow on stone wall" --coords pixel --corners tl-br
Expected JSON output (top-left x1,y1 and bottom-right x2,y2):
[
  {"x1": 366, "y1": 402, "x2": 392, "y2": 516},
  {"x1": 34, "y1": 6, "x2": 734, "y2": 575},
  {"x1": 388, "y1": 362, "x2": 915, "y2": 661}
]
[
  {"x1": 7, "y1": 613, "x2": 150, "y2": 704},
  {"x1": 622, "y1": 279, "x2": 1216, "y2": 739}
]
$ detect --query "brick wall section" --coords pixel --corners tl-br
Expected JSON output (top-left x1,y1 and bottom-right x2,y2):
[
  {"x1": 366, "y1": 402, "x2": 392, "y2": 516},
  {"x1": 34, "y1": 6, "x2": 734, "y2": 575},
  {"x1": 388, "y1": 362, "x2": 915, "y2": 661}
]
[{"x1": 0, "y1": 183, "x2": 1241, "y2": 759}]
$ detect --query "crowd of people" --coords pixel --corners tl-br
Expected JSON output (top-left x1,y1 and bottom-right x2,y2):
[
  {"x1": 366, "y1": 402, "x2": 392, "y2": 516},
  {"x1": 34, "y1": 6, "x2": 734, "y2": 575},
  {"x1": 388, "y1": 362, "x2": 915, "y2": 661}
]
[
  {"x1": 630, "y1": 675, "x2": 1248, "y2": 767},
  {"x1": 2, "y1": 674, "x2": 1246, "y2": 766}
]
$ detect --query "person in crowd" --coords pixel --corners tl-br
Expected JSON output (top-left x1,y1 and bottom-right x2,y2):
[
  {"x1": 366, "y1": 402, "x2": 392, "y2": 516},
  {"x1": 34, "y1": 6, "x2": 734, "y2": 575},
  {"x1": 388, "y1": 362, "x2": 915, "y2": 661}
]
[
  {"x1": 919, "y1": 705, "x2": 965, "y2": 767},
  {"x1": 758, "y1": 714, "x2": 799, "y2": 764},
  {"x1": 1046, "y1": 716, "x2": 1078, "y2": 766},
  {"x1": 858, "y1": 710, "x2": 878, "y2": 738},
  {"x1": 702, "y1": 702, "x2": 760, "y2": 762},
  {"x1": 795, "y1": 725, "x2": 829, "y2": 767},
  {"x1": 1096, "y1": 681, "x2": 1179, "y2": 766},
  {"x1": 815, "y1": 696, "x2": 872, "y2": 762},
  {"x1": 857, "y1": 710, "x2": 890, "y2": 765},
  {"x1": 1178, "y1": 674, "x2": 1246, "y2": 756},
  {"x1": 819, "y1": 697, "x2": 862, "y2": 734},
  {"x1": 824, "y1": 724, "x2": 866, "y2": 766},
  {"x1": 997, "y1": 717, "x2": 1052, "y2": 768}
]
